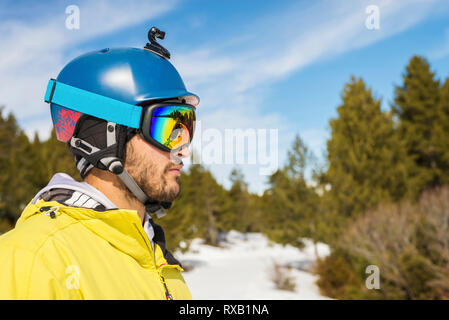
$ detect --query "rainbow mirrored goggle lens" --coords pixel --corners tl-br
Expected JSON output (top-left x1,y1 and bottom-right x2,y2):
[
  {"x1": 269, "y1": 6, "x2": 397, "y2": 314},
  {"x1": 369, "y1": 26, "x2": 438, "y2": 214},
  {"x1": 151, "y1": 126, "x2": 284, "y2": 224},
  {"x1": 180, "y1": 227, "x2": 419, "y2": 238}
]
[{"x1": 149, "y1": 105, "x2": 195, "y2": 150}]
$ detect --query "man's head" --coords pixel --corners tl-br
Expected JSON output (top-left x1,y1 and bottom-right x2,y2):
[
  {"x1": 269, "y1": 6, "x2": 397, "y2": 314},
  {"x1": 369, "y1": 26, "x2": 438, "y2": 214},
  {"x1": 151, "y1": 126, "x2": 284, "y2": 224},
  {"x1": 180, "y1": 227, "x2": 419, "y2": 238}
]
[{"x1": 45, "y1": 28, "x2": 199, "y2": 214}]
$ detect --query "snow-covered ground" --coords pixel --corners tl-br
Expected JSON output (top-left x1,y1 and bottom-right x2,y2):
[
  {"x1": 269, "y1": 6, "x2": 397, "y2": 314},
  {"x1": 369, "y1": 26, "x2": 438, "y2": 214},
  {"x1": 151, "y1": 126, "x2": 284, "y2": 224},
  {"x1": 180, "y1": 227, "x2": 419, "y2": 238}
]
[{"x1": 175, "y1": 231, "x2": 331, "y2": 300}]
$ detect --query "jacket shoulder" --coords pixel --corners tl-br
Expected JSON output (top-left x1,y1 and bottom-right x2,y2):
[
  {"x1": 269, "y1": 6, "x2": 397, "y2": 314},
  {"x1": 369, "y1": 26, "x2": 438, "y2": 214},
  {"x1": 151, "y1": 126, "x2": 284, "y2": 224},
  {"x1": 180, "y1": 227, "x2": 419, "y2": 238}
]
[
  {"x1": 0, "y1": 205, "x2": 80, "y2": 299},
  {"x1": 0, "y1": 206, "x2": 78, "y2": 254}
]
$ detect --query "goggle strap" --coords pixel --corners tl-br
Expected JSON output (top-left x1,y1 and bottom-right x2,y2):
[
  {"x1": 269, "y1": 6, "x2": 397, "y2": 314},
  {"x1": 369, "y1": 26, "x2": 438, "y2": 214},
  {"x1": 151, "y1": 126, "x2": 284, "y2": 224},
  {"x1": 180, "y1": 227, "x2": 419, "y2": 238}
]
[{"x1": 44, "y1": 79, "x2": 142, "y2": 129}]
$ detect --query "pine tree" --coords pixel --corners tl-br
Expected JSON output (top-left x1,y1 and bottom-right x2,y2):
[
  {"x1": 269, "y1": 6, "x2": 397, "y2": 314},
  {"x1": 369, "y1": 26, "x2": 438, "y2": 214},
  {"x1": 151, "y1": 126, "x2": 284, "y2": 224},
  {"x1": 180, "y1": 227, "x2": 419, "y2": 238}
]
[
  {"x1": 393, "y1": 56, "x2": 441, "y2": 194},
  {"x1": 0, "y1": 108, "x2": 36, "y2": 230},
  {"x1": 433, "y1": 77, "x2": 449, "y2": 185},
  {"x1": 262, "y1": 135, "x2": 319, "y2": 248},
  {"x1": 325, "y1": 76, "x2": 410, "y2": 220},
  {"x1": 220, "y1": 168, "x2": 251, "y2": 234},
  {"x1": 285, "y1": 134, "x2": 314, "y2": 180},
  {"x1": 189, "y1": 164, "x2": 224, "y2": 246},
  {"x1": 39, "y1": 129, "x2": 80, "y2": 184}
]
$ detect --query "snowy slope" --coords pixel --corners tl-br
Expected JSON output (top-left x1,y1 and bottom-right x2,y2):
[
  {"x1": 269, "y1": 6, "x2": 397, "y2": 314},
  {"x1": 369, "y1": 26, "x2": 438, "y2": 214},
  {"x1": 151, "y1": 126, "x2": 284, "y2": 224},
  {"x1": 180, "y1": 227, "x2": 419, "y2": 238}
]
[{"x1": 175, "y1": 231, "x2": 331, "y2": 300}]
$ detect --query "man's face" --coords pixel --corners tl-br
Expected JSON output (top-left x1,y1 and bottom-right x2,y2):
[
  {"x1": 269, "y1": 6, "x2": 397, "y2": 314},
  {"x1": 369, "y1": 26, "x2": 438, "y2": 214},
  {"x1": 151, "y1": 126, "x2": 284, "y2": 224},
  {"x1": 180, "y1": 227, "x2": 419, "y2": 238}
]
[{"x1": 123, "y1": 134, "x2": 189, "y2": 203}]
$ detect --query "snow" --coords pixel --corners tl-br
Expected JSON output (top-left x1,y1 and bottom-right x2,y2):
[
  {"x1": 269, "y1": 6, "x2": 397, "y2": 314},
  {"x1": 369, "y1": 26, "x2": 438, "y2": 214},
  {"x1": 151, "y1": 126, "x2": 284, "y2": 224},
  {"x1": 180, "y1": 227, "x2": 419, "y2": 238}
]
[{"x1": 175, "y1": 231, "x2": 331, "y2": 300}]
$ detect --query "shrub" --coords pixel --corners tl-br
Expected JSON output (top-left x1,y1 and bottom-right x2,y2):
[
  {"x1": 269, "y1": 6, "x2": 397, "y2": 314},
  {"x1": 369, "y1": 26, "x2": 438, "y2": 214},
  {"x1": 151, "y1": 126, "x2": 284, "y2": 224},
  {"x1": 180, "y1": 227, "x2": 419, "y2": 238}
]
[
  {"x1": 316, "y1": 186, "x2": 449, "y2": 299},
  {"x1": 270, "y1": 261, "x2": 296, "y2": 292},
  {"x1": 315, "y1": 250, "x2": 363, "y2": 299}
]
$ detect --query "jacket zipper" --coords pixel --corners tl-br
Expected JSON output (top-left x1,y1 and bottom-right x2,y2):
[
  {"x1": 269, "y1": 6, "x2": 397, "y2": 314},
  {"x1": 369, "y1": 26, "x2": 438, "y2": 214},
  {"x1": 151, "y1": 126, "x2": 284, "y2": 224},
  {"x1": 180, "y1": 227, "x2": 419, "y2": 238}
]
[
  {"x1": 158, "y1": 264, "x2": 184, "y2": 300},
  {"x1": 158, "y1": 271, "x2": 173, "y2": 300},
  {"x1": 134, "y1": 223, "x2": 174, "y2": 300}
]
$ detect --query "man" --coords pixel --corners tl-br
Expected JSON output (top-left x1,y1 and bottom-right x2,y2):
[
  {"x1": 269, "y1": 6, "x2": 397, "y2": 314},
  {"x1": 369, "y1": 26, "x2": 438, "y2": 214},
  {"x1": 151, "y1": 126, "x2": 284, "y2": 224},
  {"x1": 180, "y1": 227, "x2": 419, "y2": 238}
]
[{"x1": 0, "y1": 28, "x2": 198, "y2": 299}]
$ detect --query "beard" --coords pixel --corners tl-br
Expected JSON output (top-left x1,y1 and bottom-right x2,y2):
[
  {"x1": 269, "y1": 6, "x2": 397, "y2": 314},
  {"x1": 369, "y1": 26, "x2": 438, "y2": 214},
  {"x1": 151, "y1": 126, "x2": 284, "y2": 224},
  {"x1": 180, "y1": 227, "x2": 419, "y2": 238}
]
[{"x1": 121, "y1": 142, "x2": 181, "y2": 204}]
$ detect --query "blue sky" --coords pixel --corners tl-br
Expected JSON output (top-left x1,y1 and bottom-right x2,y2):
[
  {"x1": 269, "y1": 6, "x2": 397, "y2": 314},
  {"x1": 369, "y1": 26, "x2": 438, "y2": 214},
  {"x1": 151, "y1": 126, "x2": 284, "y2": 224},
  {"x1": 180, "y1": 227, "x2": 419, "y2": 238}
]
[{"x1": 1, "y1": 0, "x2": 449, "y2": 193}]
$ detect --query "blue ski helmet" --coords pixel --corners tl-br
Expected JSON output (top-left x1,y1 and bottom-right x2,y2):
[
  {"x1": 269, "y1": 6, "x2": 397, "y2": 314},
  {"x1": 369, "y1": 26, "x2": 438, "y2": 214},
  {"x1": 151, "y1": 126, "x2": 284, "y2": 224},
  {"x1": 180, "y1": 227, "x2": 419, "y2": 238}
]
[{"x1": 48, "y1": 32, "x2": 199, "y2": 142}]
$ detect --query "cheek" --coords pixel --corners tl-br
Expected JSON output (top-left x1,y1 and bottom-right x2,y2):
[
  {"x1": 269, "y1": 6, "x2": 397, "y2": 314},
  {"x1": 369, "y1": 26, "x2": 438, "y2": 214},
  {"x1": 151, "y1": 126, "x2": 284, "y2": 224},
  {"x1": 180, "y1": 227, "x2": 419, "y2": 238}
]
[
  {"x1": 141, "y1": 150, "x2": 166, "y2": 176},
  {"x1": 149, "y1": 151, "x2": 169, "y2": 174},
  {"x1": 134, "y1": 138, "x2": 171, "y2": 174}
]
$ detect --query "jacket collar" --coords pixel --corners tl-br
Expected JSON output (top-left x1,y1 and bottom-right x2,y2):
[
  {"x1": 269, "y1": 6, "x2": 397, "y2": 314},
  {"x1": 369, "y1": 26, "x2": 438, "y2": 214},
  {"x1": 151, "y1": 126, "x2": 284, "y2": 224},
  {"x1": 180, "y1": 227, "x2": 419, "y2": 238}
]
[
  {"x1": 32, "y1": 173, "x2": 117, "y2": 209},
  {"x1": 19, "y1": 199, "x2": 158, "y2": 268}
]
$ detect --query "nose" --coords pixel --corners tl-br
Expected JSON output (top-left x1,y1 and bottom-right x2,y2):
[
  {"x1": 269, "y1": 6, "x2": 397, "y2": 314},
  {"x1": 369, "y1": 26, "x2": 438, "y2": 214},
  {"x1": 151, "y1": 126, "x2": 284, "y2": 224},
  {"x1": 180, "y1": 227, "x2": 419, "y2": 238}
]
[
  {"x1": 177, "y1": 145, "x2": 191, "y2": 159},
  {"x1": 170, "y1": 144, "x2": 190, "y2": 163}
]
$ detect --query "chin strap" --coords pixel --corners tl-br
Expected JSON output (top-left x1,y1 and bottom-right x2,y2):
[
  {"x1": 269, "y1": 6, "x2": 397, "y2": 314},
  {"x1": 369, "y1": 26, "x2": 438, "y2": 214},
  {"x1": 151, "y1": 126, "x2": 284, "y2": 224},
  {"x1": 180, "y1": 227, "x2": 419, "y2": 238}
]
[
  {"x1": 115, "y1": 166, "x2": 170, "y2": 218},
  {"x1": 69, "y1": 120, "x2": 171, "y2": 218}
]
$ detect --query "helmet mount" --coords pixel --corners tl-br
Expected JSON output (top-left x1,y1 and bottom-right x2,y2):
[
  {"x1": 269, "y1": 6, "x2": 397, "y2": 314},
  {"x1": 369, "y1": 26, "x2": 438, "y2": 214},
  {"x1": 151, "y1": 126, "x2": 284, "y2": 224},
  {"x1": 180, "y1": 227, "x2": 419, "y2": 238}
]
[{"x1": 144, "y1": 26, "x2": 171, "y2": 60}]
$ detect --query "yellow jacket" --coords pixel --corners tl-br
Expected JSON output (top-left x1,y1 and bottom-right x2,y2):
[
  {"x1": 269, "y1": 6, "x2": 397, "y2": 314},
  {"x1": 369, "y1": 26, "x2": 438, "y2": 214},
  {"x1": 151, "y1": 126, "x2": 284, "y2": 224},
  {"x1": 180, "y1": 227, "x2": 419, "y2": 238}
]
[{"x1": 0, "y1": 199, "x2": 192, "y2": 300}]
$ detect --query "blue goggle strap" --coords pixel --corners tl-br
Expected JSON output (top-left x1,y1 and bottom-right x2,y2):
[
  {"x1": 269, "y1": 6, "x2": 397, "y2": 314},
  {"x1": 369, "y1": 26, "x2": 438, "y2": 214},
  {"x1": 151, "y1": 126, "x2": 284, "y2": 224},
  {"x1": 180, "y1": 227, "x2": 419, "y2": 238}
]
[{"x1": 44, "y1": 79, "x2": 142, "y2": 129}]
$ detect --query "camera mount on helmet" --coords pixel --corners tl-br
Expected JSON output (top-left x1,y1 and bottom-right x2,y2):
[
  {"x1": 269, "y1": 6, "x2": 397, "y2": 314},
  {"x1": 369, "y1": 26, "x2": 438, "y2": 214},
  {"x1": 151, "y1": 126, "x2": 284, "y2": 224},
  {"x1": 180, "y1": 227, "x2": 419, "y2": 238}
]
[{"x1": 144, "y1": 26, "x2": 171, "y2": 60}]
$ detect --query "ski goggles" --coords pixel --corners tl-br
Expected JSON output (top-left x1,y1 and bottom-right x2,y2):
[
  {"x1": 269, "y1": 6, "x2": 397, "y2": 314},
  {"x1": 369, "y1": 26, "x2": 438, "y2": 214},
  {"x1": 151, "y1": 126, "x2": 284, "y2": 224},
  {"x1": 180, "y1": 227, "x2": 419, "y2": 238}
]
[
  {"x1": 139, "y1": 102, "x2": 195, "y2": 152},
  {"x1": 45, "y1": 79, "x2": 196, "y2": 151}
]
